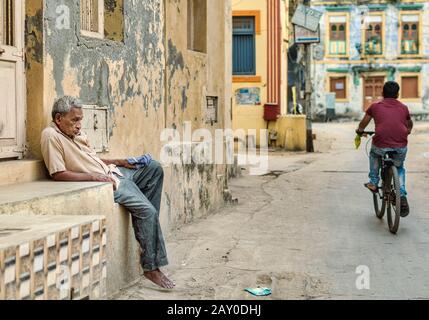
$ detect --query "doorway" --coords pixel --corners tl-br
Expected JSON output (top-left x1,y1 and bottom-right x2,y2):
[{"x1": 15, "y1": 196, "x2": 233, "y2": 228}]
[
  {"x1": 0, "y1": 0, "x2": 25, "y2": 159},
  {"x1": 363, "y1": 76, "x2": 385, "y2": 111}
]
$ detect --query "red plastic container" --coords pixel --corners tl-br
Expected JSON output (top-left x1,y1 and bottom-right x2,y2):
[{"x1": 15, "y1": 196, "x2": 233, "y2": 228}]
[{"x1": 263, "y1": 103, "x2": 280, "y2": 121}]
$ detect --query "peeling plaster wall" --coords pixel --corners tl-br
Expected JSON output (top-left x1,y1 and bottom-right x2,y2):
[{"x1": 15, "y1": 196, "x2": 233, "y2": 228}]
[
  {"x1": 43, "y1": 0, "x2": 166, "y2": 159},
  {"x1": 25, "y1": 0, "x2": 45, "y2": 159},
  {"x1": 311, "y1": 3, "x2": 429, "y2": 118},
  {"x1": 25, "y1": 0, "x2": 233, "y2": 230},
  {"x1": 163, "y1": 0, "x2": 233, "y2": 229}
]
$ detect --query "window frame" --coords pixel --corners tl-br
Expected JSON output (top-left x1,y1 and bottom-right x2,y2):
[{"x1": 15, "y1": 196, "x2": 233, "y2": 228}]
[
  {"x1": 232, "y1": 11, "x2": 261, "y2": 83},
  {"x1": 325, "y1": 12, "x2": 350, "y2": 58},
  {"x1": 232, "y1": 16, "x2": 256, "y2": 76},
  {"x1": 398, "y1": 72, "x2": 421, "y2": 101},
  {"x1": 361, "y1": 12, "x2": 385, "y2": 58},
  {"x1": 80, "y1": 0, "x2": 104, "y2": 39},
  {"x1": 326, "y1": 73, "x2": 349, "y2": 102},
  {"x1": 398, "y1": 11, "x2": 423, "y2": 58}
]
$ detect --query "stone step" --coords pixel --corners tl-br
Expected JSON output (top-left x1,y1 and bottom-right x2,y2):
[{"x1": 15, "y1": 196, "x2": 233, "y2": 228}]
[
  {"x1": 0, "y1": 181, "x2": 140, "y2": 298},
  {"x1": 0, "y1": 160, "x2": 47, "y2": 187},
  {"x1": 0, "y1": 215, "x2": 107, "y2": 300}
]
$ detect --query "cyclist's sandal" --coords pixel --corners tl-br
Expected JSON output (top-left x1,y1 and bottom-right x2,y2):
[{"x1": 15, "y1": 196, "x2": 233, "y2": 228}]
[{"x1": 364, "y1": 183, "x2": 378, "y2": 193}]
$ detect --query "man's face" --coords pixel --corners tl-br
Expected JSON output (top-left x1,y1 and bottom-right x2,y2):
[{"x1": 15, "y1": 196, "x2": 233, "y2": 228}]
[{"x1": 54, "y1": 107, "x2": 84, "y2": 139}]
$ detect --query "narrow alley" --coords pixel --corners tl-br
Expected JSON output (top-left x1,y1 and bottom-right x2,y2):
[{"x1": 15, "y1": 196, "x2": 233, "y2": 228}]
[{"x1": 114, "y1": 122, "x2": 429, "y2": 300}]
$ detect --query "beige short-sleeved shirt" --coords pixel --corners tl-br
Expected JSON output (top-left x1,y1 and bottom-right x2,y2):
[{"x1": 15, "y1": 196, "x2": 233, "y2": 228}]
[{"x1": 41, "y1": 122, "x2": 122, "y2": 188}]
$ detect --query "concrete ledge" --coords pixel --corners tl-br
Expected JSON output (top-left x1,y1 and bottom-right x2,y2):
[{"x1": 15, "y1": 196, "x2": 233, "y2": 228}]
[
  {"x1": 0, "y1": 181, "x2": 114, "y2": 216},
  {"x1": 0, "y1": 181, "x2": 140, "y2": 297},
  {"x1": 110, "y1": 204, "x2": 141, "y2": 296},
  {"x1": 0, "y1": 215, "x2": 107, "y2": 300},
  {"x1": 0, "y1": 160, "x2": 47, "y2": 187}
]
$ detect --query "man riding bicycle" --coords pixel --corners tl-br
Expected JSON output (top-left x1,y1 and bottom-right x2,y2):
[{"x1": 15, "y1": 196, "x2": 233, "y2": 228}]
[{"x1": 356, "y1": 81, "x2": 413, "y2": 217}]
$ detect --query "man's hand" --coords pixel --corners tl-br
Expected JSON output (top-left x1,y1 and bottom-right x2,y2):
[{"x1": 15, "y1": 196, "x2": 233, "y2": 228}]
[
  {"x1": 102, "y1": 159, "x2": 136, "y2": 169},
  {"x1": 89, "y1": 173, "x2": 117, "y2": 191},
  {"x1": 115, "y1": 160, "x2": 136, "y2": 169},
  {"x1": 89, "y1": 173, "x2": 116, "y2": 183},
  {"x1": 355, "y1": 128, "x2": 368, "y2": 138}
]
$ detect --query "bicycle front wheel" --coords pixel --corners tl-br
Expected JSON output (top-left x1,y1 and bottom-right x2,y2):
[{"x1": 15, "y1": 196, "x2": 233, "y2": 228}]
[{"x1": 386, "y1": 166, "x2": 401, "y2": 234}]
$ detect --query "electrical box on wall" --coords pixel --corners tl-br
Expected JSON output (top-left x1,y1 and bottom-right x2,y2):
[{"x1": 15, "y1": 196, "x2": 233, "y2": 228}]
[
  {"x1": 81, "y1": 105, "x2": 110, "y2": 153},
  {"x1": 206, "y1": 96, "x2": 218, "y2": 125}
]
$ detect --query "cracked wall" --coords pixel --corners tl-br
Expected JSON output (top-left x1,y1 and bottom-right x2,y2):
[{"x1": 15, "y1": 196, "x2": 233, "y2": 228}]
[
  {"x1": 162, "y1": 0, "x2": 233, "y2": 229},
  {"x1": 312, "y1": 3, "x2": 429, "y2": 117},
  {"x1": 25, "y1": 0, "x2": 233, "y2": 230}
]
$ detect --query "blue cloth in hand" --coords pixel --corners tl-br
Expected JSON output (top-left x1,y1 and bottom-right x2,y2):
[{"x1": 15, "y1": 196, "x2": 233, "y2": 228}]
[{"x1": 127, "y1": 154, "x2": 153, "y2": 169}]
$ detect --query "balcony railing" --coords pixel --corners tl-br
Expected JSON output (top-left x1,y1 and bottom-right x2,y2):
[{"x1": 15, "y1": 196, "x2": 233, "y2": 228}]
[
  {"x1": 364, "y1": 38, "x2": 382, "y2": 55},
  {"x1": 329, "y1": 40, "x2": 347, "y2": 55},
  {"x1": 401, "y1": 40, "x2": 419, "y2": 55}
]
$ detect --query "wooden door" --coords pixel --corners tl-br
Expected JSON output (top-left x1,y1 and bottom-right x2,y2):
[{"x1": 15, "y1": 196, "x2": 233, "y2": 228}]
[
  {"x1": 363, "y1": 76, "x2": 384, "y2": 111},
  {"x1": 0, "y1": 0, "x2": 25, "y2": 159}
]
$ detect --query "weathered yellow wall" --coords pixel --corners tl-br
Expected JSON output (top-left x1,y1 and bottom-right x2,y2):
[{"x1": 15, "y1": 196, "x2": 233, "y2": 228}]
[
  {"x1": 24, "y1": 0, "x2": 233, "y2": 229},
  {"x1": 232, "y1": 0, "x2": 290, "y2": 147},
  {"x1": 232, "y1": 0, "x2": 267, "y2": 146},
  {"x1": 25, "y1": 0, "x2": 44, "y2": 159},
  {"x1": 274, "y1": 115, "x2": 307, "y2": 151},
  {"x1": 163, "y1": 0, "x2": 232, "y2": 228},
  {"x1": 104, "y1": 0, "x2": 125, "y2": 42}
]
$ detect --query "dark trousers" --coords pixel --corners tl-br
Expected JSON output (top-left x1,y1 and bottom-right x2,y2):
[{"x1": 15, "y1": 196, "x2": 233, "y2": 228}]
[{"x1": 114, "y1": 161, "x2": 168, "y2": 271}]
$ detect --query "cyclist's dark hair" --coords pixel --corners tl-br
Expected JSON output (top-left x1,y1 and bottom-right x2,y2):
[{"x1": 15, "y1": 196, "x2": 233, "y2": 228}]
[{"x1": 383, "y1": 81, "x2": 400, "y2": 99}]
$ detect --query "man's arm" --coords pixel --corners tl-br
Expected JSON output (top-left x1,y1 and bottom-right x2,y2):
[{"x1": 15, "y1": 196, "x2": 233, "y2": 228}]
[
  {"x1": 356, "y1": 114, "x2": 373, "y2": 134},
  {"x1": 53, "y1": 171, "x2": 114, "y2": 183}
]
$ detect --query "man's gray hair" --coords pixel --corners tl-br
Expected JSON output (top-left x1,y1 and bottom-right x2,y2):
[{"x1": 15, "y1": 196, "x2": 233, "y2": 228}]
[{"x1": 52, "y1": 96, "x2": 83, "y2": 120}]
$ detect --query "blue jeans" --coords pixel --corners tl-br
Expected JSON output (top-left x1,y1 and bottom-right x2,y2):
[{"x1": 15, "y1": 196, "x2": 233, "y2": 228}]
[
  {"x1": 113, "y1": 161, "x2": 168, "y2": 271},
  {"x1": 369, "y1": 146, "x2": 408, "y2": 197}
]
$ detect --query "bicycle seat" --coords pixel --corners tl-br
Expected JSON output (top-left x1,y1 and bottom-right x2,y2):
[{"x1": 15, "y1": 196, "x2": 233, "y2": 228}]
[
  {"x1": 382, "y1": 151, "x2": 402, "y2": 167},
  {"x1": 384, "y1": 151, "x2": 398, "y2": 159}
]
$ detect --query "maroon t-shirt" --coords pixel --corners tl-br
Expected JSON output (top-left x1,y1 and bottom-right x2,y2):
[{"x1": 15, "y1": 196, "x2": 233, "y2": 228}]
[{"x1": 366, "y1": 98, "x2": 411, "y2": 148}]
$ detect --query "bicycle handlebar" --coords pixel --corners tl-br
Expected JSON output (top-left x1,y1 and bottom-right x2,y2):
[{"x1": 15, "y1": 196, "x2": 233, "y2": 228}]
[{"x1": 357, "y1": 131, "x2": 375, "y2": 136}]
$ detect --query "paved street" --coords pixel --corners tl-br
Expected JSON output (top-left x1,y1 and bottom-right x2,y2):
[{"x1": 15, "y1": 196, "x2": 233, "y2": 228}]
[{"x1": 114, "y1": 122, "x2": 429, "y2": 300}]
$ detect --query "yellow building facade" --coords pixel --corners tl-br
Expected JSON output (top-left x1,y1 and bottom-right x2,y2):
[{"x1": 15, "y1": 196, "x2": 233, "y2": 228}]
[{"x1": 232, "y1": 0, "x2": 306, "y2": 150}]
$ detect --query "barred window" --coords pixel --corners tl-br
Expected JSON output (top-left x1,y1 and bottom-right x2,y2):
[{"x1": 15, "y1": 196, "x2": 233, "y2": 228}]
[
  {"x1": 80, "y1": 0, "x2": 104, "y2": 38},
  {"x1": 364, "y1": 15, "x2": 383, "y2": 55},
  {"x1": 328, "y1": 16, "x2": 347, "y2": 55},
  {"x1": 233, "y1": 17, "x2": 256, "y2": 75},
  {"x1": 0, "y1": 0, "x2": 14, "y2": 46},
  {"x1": 80, "y1": 0, "x2": 124, "y2": 41},
  {"x1": 401, "y1": 14, "x2": 419, "y2": 55}
]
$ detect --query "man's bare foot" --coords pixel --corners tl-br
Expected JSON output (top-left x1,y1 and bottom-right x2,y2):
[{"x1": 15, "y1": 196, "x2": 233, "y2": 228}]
[
  {"x1": 144, "y1": 270, "x2": 175, "y2": 289},
  {"x1": 157, "y1": 269, "x2": 176, "y2": 287}
]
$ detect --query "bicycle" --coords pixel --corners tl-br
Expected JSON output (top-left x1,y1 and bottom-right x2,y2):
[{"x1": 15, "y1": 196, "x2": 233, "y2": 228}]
[{"x1": 358, "y1": 131, "x2": 402, "y2": 234}]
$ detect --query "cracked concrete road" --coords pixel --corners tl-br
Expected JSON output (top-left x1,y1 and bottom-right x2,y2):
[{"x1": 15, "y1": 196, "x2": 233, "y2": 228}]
[{"x1": 113, "y1": 122, "x2": 429, "y2": 300}]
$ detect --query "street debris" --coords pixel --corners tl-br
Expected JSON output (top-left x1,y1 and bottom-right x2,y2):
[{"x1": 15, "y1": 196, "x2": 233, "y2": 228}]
[{"x1": 244, "y1": 287, "x2": 272, "y2": 297}]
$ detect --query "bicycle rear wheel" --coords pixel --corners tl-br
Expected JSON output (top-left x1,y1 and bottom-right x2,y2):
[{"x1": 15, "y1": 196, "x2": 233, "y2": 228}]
[
  {"x1": 373, "y1": 191, "x2": 386, "y2": 219},
  {"x1": 386, "y1": 166, "x2": 401, "y2": 234}
]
